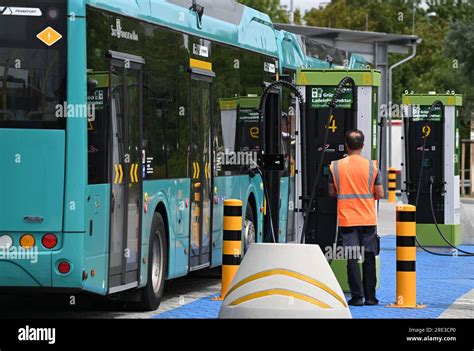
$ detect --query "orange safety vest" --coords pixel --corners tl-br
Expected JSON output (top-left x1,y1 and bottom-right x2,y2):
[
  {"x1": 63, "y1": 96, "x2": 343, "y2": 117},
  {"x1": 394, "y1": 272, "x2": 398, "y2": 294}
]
[{"x1": 329, "y1": 155, "x2": 378, "y2": 227}]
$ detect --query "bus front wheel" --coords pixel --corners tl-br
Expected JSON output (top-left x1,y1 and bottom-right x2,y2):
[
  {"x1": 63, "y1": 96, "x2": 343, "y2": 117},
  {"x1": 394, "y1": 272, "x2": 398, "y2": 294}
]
[{"x1": 140, "y1": 212, "x2": 167, "y2": 311}]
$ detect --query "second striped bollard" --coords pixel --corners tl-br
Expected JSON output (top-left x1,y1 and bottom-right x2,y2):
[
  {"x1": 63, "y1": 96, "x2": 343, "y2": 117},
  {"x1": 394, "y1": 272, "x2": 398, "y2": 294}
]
[
  {"x1": 387, "y1": 205, "x2": 426, "y2": 309},
  {"x1": 388, "y1": 168, "x2": 397, "y2": 203}
]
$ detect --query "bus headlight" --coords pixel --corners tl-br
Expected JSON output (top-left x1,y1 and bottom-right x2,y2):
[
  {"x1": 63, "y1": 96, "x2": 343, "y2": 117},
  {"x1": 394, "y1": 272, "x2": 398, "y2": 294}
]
[
  {"x1": 20, "y1": 234, "x2": 35, "y2": 250},
  {"x1": 0, "y1": 235, "x2": 13, "y2": 250}
]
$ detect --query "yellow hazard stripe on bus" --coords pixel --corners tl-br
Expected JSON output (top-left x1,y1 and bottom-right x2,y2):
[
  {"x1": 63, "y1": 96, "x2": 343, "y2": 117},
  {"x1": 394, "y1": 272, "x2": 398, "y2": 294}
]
[
  {"x1": 129, "y1": 163, "x2": 139, "y2": 183},
  {"x1": 114, "y1": 164, "x2": 123, "y2": 184},
  {"x1": 226, "y1": 268, "x2": 347, "y2": 308},
  {"x1": 190, "y1": 58, "x2": 212, "y2": 72}
]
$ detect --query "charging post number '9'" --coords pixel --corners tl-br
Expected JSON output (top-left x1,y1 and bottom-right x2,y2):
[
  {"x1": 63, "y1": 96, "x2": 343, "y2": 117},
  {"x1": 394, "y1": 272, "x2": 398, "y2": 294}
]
[{"x1": 422, "y1": 125, "x2": 431, "y2": 138}]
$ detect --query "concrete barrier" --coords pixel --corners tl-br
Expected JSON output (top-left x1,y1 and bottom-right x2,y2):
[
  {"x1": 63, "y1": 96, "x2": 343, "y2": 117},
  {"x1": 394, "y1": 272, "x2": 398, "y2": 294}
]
[{"x1": 218, "y1": 243, "x2": 351, "y2": 319}]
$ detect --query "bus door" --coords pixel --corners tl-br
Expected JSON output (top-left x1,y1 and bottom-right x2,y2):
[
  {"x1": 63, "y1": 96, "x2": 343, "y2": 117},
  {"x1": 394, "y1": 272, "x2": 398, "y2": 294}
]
[
  {"x1": 108, "y1": 51, "x2": 144, "y2": 292},
  {"x1": 189, "y1": 70, "x2": 214, "y2": 270}
]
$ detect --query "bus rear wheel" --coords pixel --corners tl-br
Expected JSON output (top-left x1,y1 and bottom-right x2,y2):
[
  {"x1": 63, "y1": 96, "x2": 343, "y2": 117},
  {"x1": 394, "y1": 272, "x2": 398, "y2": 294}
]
[
  {"x1": 244, "y1": 204, "x2": 256, "y2": 254},
  {"x1": 140, "y1": 212, "x2": 167, "y2": 311}
]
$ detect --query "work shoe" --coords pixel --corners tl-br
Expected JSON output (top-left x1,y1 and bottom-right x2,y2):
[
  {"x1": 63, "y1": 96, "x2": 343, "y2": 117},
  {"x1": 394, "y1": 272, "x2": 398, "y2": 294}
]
[
  {"x1": 364, "y1": 298, "x2": 379, "y2": 306},
  {"x1": 348, "y1": 297, "x2": 364, "y2": 306}
]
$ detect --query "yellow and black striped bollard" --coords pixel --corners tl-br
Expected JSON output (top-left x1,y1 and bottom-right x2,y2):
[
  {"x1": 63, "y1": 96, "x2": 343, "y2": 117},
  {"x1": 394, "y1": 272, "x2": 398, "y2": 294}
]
[
  {"x1": 388, "y1": 205, "x2": 426, "y2": 309},
  {"x1": 388, "y1": 168, "x2": 397, "y2": 203},
  {"x1": 215, "y1": 199, "x2": 243, "y2": 300}
]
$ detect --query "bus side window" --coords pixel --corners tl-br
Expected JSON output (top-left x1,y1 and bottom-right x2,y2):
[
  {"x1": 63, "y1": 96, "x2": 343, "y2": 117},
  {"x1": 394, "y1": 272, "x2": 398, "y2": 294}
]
[{"x1": 87, "y1": 77, "x2": 109, "y2": 185}]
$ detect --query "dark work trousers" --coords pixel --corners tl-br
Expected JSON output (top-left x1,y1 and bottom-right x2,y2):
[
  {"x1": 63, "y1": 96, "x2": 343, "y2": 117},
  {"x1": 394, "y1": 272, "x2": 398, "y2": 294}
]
[{"x1": 339, "y1": 226, "x2": 378, "y2": 300}]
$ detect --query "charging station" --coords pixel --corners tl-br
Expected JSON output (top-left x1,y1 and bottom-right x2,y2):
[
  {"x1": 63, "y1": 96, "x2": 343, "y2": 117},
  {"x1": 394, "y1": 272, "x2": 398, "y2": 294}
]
[
  {"x1": 401, "y1": 93, "x2": 463, "y2": 247},
  {"x1": 295, "y1": 69, "x2": 381, "y2": 291}
]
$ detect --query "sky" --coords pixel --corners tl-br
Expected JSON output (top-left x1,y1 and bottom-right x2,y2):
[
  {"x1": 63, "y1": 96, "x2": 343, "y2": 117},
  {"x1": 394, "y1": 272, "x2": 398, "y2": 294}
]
[
  {"x1": 280, "y1": 0, "x2": 328, "y2": 13},
  {"x1": 280, "y1": 0, "x2": 429, "y2": 13}
]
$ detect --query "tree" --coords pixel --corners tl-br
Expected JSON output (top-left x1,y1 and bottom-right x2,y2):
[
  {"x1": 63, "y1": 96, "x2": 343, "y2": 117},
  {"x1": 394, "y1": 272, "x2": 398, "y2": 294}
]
[
  {"x1": 238, "y1": 0, "x2": 290, "y2": 23},
  {"x1": 238, "y1": 0, "x2": 474, "y2": 133},
  {"x1": 445, "y1": 6, "x2": 474, "y2": 126},
  {"x1": 293, "y1": 8, "x2": 303, "y2": 25},
  {"x1": 305, "y1": 1, "x2": 416, "y2": 34},
  {"x1": 445, "y1": 7, "x2": 474, "y2": 83},
  {"x1": 303, "y1": 0, "x2": 473, "y2": 132}
]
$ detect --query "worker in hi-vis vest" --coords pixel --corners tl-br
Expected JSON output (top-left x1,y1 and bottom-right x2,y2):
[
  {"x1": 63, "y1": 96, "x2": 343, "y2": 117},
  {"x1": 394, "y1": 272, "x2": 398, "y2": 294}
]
[{"x1": 329, "y1": 130, "x2": 384, "y2": 306}]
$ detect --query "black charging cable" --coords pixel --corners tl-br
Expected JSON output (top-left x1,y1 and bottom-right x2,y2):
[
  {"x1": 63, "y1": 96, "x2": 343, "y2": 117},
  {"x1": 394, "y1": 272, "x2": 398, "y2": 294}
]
[
  {"x1": 300, "y1": 77, "x2": 357, "y2": 244},
  {"x1": 257, "y1": 79, "x2": 305, "y2": 243},
  {"x1": 413, "y1": 100, "x2": 473, "y2": 256}
]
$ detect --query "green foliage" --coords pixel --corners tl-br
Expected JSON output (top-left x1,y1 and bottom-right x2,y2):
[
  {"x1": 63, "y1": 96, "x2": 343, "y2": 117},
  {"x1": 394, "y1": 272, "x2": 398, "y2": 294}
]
[
  {"x1": 293, "y1": 8, "x2": 303, "y2": 25},
  {"x1": 303, "y1": 0, "x2": 474, "y2": 136},
  {"x1": 444, "y1": 5, "x2": 474, "y2": 128},
  {"x1": 305, "y1": 0, "x2": 414, "y2": 33},
  {"x1": 238, "y1": 0, "x2": 290, "y2": 23},
  {"x1": 445, "y1": 7, "x2": 474, "y2": 82},
  {"x1": 237, "y1": 0, "x2": 473, "y2": 134}
]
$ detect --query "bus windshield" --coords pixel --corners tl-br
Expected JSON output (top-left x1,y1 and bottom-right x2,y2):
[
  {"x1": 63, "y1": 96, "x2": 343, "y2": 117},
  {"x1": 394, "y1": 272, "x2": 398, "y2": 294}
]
[{"x1": 0, "y1": 1, "x2": 67, "y2": 128}]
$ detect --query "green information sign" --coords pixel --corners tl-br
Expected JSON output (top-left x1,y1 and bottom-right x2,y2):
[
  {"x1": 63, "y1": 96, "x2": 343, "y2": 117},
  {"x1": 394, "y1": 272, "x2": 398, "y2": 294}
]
[
  {"x1": 412, "y1": 105, "x2": 442, "y2": 121},
  {"x1": 239, "y1": 108, "x2": 259, "y2": 121},
  {"x1": 310, "y1": 86, "x2": 353, "y2": 109}
]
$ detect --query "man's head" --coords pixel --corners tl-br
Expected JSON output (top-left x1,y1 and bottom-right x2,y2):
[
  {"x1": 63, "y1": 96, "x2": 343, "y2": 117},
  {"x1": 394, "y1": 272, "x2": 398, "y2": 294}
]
[{"x1": 345, "y1": 130, "x2": 365, "y2": 153}]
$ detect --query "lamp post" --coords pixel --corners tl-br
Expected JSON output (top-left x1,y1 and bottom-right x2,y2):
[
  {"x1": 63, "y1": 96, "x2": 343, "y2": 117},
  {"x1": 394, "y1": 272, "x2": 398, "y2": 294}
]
[{"x1": 290, "y1": 0, "x2": 294, "y2": 24}]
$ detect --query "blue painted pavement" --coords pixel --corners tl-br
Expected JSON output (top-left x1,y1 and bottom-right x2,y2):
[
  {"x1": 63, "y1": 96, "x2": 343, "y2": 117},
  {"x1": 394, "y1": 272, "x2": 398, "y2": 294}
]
[{"x1": 153, "y1": 236, "x2": 474, "y2": 319}]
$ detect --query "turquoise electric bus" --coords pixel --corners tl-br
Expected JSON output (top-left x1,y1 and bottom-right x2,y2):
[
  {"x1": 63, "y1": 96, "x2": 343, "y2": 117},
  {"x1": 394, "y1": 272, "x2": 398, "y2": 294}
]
[{"x1": 0, "y1": 0, "x2": 367, "y2": 310}]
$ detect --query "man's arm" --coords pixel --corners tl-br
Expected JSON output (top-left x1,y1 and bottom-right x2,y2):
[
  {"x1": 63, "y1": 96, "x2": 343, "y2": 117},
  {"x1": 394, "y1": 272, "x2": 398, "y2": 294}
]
[
  {"x1": 328, "y1": 172, "x2": 337, "y2": 198},
  {"x1": 329, "y1": 183, "x2": 337, "y2": 198},
  {"x1": 374, "y1": 169, "x2": 384, "y2": 200},
  {"x1": 374, "y1": 185, "x2": 384, "y2": 200}
]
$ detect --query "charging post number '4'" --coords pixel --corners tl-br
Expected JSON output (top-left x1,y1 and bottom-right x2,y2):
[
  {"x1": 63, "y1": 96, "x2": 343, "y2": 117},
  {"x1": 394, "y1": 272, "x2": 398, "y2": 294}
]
[{"x1": 329, "y1": 114, "x2": 337, "y2": 133}]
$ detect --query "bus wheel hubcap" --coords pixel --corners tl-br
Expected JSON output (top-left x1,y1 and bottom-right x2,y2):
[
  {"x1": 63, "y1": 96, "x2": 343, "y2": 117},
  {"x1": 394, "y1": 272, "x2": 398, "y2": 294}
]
[
  {"x1": 151, "y1": 235, "x2": 163, "y2": 293},
  {"x1": 244, "y1": 218, "x2": 256, "y2": 253}
]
